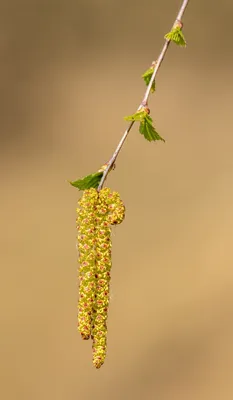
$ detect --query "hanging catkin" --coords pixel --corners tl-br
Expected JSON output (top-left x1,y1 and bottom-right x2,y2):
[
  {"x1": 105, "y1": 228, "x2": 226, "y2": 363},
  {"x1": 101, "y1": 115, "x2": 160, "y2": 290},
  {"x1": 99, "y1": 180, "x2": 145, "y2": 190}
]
[
  {"x1": 92, "y1": 188, "x2": 125, "y2": 369},
  {"x1": 76, "y1": 188, "x2": 98, "y2": 340},
  {"x1": 76, "y1": 187, "x2": 125, "y2": 368}
]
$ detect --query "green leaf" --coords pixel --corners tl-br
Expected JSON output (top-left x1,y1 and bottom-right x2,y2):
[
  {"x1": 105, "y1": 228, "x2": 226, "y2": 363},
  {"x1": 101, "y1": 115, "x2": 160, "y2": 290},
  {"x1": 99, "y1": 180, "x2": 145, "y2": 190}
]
[
  {"x1": 164, "y1": 26, "x2": 186, "y2": 47},
  {"x1": 142, "y1": 67, "x2": 156, "y2": 93},
  {"x1": 69, "y1": 171, "x2": 103, "y2": 190},
  {"x1": 125, "y1": 108, "x2": 165, "y2": 142},
  {"x1": 124, "y1": 109, "x2": 147, "y2": 122},
  {"x1": 139, "y1": 115, "x2": 165, "y2": 142}
]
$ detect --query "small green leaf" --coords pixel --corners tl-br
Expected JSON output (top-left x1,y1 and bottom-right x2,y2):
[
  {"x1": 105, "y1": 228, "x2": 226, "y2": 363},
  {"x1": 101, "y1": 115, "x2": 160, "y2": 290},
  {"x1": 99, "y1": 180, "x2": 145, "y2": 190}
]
[
  {"x1": 142, "y1": 67, "x2": 156, "y2": 92},
  {"x1": 139, "y1": 115, "x2": 165, "y2": 142},
  {"x1": 124, "y1": 109, "x2": 147, "y2": 122},
  {"x1": 69, "y1": 171, "x2": 103, "y2": 190},
  {"x1": 125, "y1": 108, "x2": 164, "y2": 142},
  {"x1": 164, "y1": 26, "x2": 186, "y2": 46}
]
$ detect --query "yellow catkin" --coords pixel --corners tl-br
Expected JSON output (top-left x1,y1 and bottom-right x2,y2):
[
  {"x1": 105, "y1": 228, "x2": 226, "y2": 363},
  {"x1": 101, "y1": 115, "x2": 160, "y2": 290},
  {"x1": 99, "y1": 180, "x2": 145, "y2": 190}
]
[
  {"x1": 76, "y1": 187, "x2": 125, "y2": 367},
  {"x1": 76, "y1": 188, "x2": 98, "y2": 340},
  {"x1": 92, "y1": 188, "x2": 125, "y2": 369}
]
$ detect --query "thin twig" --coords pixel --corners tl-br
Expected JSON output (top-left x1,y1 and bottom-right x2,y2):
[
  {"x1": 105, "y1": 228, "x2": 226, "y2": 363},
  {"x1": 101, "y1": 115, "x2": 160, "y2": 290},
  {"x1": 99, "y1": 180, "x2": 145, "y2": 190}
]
[{"x1": 98, "y1": 0, "x2": 190, "y2": 191}]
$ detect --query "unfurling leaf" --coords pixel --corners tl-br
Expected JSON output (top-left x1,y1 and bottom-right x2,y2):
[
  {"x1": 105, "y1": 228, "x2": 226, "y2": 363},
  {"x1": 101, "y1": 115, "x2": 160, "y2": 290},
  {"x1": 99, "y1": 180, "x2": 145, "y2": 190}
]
[
  {"x1": 142, "y1": 67, "x2": 156, "y2": 92},
  {"x1": 125, "y1": 108, "x2": 164, "y2": 142},
  {"x1": 164, "y1": 26, "x2": 186, "y2": 46},
  {"x1": 69, "y1": 171, "x2": 103, "y2": 190},
  {"x1": 139, "y1": 115, "x2": 165, "y2": 142},
  {"x1": 124, "y1": 109, "x2": 147, "y2": 122}
]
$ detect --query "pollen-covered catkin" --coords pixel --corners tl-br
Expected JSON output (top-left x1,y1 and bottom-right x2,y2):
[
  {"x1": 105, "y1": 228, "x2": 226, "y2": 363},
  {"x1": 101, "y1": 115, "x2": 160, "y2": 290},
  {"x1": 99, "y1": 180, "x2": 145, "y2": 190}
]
[
  {"x1": 76, "y1": 188, "x2": 98, "y2": 340},
  {"x1": 76, "y1": 187, "x2": 125, "y2": 368},
  {"x1": 92, "y1": 188, "x2": 125, "y2": 369}
]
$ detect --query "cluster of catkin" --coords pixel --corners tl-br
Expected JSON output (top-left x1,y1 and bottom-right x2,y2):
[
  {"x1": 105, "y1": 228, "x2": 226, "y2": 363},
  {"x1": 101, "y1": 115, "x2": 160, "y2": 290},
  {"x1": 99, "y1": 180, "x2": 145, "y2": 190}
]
[{"x1": 76, "y1": 187, "x2": 125, "y2": 369}]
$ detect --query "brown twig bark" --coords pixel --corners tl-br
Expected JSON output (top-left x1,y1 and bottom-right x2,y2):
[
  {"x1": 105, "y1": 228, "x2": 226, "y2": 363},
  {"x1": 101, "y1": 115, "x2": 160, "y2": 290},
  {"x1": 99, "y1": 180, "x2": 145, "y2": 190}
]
[{"x1": 98, "y1": 0, "x2": 190, "y2": 191}]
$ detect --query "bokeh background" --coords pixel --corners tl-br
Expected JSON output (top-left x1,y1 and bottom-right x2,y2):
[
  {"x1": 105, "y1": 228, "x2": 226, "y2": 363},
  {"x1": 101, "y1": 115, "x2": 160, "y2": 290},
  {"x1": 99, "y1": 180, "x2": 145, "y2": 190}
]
[{"x1": 1, "y1": 0, "x2": 233, "y2": 399}]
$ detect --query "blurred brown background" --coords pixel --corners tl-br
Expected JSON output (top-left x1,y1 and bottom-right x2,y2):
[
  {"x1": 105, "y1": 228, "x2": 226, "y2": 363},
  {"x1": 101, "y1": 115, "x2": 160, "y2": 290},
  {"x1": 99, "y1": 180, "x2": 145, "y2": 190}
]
[{"x1": 1, "y1": 0, "x2": 233, "y2": 399}]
